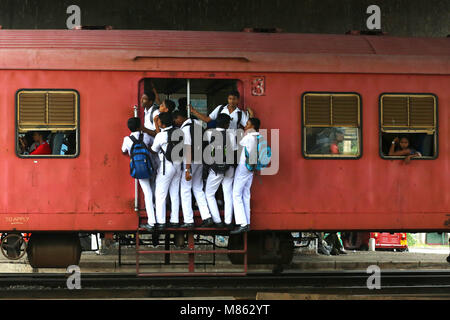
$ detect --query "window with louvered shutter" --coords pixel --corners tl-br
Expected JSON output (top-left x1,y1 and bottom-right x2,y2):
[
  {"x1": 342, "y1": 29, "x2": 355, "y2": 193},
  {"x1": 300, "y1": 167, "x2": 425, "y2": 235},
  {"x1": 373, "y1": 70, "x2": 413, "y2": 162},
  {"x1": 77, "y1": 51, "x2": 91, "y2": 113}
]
[
  {"x1": 381, "y1": 94, "x2": 436, "y2": 130},
  {"x1": 16, "y1": 89, "x2": 79, "y2": 158},
  {"x1": 380, "y1": 93, "x2": 437, "y2": 159},
  {"x1": 303, "y1": 93, "x2": 361, "y2": 158},
  {"x1": 18, "y1": 90, "x2": 77, "y2": 131}
]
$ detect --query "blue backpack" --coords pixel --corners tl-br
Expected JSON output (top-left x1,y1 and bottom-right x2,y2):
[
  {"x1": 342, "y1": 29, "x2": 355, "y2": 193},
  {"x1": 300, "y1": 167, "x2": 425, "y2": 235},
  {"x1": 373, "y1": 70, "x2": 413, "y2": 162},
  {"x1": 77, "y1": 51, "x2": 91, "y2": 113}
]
[
  {"x1": 129, "y1": 133, "x2": 153, "y2": 179},
  {"x1": 245, "y1": 134, "x2": 272, "y2": 172}
]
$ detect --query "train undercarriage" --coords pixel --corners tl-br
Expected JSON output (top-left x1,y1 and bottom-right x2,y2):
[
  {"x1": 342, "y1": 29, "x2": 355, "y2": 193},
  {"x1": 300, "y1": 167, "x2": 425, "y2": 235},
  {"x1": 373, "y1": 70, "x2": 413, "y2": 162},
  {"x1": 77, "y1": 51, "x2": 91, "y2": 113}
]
[{"x1": 2, "y1": 230, "x2": 448, "y2": 272}]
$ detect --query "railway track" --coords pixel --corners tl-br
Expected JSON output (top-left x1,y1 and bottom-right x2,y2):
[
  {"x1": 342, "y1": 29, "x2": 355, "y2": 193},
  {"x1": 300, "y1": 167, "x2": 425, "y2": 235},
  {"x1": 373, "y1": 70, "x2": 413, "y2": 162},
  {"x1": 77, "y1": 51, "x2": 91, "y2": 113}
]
[{"x1": 0, "y1": 270, "x2": 449, "y2": 299}]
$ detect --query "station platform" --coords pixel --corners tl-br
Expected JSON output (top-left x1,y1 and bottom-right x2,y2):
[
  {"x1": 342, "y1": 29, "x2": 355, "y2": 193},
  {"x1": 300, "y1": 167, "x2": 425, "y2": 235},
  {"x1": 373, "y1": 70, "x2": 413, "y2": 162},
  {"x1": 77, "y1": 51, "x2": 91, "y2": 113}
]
[{"x1": 1, "y1": 246, "x2": 448, "y2": 274}]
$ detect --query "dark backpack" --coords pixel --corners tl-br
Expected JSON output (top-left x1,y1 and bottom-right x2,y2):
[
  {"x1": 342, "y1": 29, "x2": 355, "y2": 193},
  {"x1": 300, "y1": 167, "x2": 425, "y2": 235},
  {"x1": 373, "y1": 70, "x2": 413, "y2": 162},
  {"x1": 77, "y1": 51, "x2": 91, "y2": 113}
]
[
  {"x1": 129, "y1": 133, "x2": 153, "y2": 179},
  {"x1": 183, "y1": 120, "x2": 207, "y2": 165},
  {"x1": 208, "y1": 130, "x2": 231, "y2": 175},
  {"x1": 160, "y1": 127, "x2": 182, "y2": 174},
  {"x1": 218, "y1": 105, "x2": 243, "y2": 128}
]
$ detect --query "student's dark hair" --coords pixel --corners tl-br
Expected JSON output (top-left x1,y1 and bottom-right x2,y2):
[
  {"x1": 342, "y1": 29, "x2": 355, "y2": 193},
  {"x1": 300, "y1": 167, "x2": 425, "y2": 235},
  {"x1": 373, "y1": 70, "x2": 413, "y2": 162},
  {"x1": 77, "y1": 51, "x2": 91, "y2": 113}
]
[
  {"x1": 164, "y1": 99, "x2": 176, "y2": 113},
  {"x1": 216, "y1": 113, "x2": 231, "y2": 129},
  {"x1": 178, "y1": 97, "x2": 187, "y2": 109},
  {"x1": 228, "y1": 90, "x2": 240, "y2": 99},
  {"x1": 172, "y1": 109, "x2": 188, "y2": 120},
  {"x1": 159, "y1": 111, "x2": 173, "y2": 127},
  {"x1": 143, "y1": 91, "x2": 156, "y2": 103},
  {"x1": 249, "y1": 117, "x2": 261, "y2": 131},
  {"x1": 127, "y1": 117, "x2": 141, "y2": 132},
  {"x1": 399, "y1": 135, "x2": 409, "y2": 142}
]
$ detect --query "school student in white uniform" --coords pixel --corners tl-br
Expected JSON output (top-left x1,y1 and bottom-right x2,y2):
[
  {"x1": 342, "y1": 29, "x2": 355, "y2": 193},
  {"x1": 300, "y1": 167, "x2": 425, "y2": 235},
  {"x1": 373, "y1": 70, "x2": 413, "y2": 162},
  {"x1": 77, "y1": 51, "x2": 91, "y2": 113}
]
[
  {"x1": 173, "y1": 110, "x2": 214, "y2": 228},
  {"x1": 231, "y1": 118, "x2": 261, "y2": 235},
  {"x1": 150, "y1": 111, "x2": 182, "y2": 229},
  {"x1": 142, "y1": 98, "x2": 177, "y2": 167},
  {"x1": 121, "y1": 117, "x2": 155, "y2": 231},
  {"x1": 189, "y1": 90, "x2": 254, "y2": 130},
  {"x1": 204, "y1": 114, "x2": 237, "y2": 228}
]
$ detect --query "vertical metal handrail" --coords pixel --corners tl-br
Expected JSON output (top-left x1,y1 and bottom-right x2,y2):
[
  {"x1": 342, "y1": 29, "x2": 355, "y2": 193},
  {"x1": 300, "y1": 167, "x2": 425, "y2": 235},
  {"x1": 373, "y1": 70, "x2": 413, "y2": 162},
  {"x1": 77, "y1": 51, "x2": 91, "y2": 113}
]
[
  {"x1": 133, "y1": 105, "x2": 139, "y2": 212},
  {"x1": 187, "y1": 79, "x2": 191, "y2": 118}
]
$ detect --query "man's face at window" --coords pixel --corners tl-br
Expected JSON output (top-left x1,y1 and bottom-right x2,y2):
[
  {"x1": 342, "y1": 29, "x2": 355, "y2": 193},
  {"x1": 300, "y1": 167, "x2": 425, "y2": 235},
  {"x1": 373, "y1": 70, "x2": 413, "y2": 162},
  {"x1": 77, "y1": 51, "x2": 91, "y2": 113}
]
[
  {"x1": 227, "y1": 95, "x2": 239, "y2": 107},
  {"x1": 336, "y1": 133, "x2": 344, "y2": 142},
  {"x1": 141, "y1": 94, "x2": 152, "y2": 108},
  {"x1": 32, "y1": 132, "x2": 42, "y2": 143}
]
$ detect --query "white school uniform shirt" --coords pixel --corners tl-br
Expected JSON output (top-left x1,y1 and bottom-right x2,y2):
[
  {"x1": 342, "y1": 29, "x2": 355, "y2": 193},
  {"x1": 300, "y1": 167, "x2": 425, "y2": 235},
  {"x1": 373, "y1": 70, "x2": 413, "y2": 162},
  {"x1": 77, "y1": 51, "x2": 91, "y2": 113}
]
[
  {"x1": 180, "y1": 118, "x2": 204, "y2": 164},
  {"x1": 121, "y1": 131, "x2": 151, "y2": 156},
  {"x1": 144, "y1": 105, "x2": 161, "y2": 131},
  {"x1": 151, "y1": 126, "x2": 174, "y2": 162},
  {"x1": 180, "y1": 118, "x2": 203, "y2": 146},
  {"x1": 208, "y1": 105, "x2": 249, "y2": 130},
  {"x1": 205, "y1": 128, "x2": 238, "y2": 151},
  {"x1": 238, "y1": 131, "x2": 260, "y2": 165}
]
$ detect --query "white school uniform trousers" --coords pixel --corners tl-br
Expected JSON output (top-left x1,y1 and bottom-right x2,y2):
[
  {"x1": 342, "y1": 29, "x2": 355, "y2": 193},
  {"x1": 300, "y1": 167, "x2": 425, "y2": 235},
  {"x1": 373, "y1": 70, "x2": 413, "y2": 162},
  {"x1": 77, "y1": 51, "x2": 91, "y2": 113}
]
[
  {"x1": 233, "y1": 131, "x2": 259, "y2": 227},
  {"x1": 204, "y1": 128, "x2": 237, "y2": 224},
  {"x1": 151, "y1": 126, "x2": 181, "y2": 224},
  {"x1": 179, "y1": 119, "x2": 212, "y2": 224},
  {"x1": 121, "y1": 131, "x2": 156, "y2": 226},
  {"x1": 143, "y1": 105, "x2": 161, "y2": 192}
]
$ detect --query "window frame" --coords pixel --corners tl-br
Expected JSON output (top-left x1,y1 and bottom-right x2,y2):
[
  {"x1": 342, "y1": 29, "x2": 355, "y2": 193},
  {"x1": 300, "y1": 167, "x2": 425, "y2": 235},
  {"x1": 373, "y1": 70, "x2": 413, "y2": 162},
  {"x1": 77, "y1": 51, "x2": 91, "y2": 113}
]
[
  {"x1": 15, "y1": 88, "x2": 80, "y2": 159},
  {"x1": 378, "y1": 92, "x2": 438, "y2": 160},
  {"x1": 301, "y1": 91, "x2": 363, "y2": 160}
]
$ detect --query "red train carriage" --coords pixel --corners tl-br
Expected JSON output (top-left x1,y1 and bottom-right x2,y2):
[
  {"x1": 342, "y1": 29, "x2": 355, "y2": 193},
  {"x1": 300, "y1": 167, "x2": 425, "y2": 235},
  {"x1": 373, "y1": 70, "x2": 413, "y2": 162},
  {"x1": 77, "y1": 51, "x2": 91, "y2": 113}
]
[{"x1": 0, "y1": 30, "x2": 448, "y2": 269}]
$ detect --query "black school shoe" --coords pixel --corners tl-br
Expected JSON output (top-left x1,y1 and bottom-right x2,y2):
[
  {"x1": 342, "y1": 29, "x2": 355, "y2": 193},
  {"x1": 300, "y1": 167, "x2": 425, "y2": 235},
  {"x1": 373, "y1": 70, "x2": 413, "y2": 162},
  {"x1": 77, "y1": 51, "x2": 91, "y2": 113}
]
[
  {"x1": 224, "y1": 223, "x2": 234, "y2": 230},
  {"x1": 230, "y1": 225, "x2": 250, "y2": 235},
  {"x1": 140, "y1": 224, "x2": 155, "y2": 232},
  {"x1": 180, "y1": 223, "x2": 195, "y2": 229},
  {"x1": 215, "y1": 222, "x2": 225, "y2": 228},
  {"x1": 200, "y1": 218, "x2": 214, "y2": 227},
  {"x1": 155, "y1": 223, "x2": 166, "y2": 230},
  {"x1": 168, "y1": 223, "x2": 180, "y2": 228}
]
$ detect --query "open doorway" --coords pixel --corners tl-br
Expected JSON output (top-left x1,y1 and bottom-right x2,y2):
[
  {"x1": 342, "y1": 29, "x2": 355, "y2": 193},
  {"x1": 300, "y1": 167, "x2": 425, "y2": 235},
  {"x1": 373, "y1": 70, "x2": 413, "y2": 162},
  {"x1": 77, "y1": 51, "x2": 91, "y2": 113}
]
[
  {"x1": 137, "y1": 77, "x2": 242, "y2": 214},
  {"x1": 139, "y1": 78, "x2": 241, "y2": 117}
]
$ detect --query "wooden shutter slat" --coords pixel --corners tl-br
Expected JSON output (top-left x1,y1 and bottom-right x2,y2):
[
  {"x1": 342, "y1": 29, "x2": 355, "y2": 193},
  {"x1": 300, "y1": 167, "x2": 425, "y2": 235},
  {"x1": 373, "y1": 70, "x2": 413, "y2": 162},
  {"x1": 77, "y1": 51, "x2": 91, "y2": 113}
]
[
  {"x1": 19, "y1": 93, "x2": 46, "y2": 127},
  {"x1": 382, "y1": 96, "x2": 408, "y2": 127},
  {"x1": 304, "y1": 95, "x2": 331, "y2": 125},
  {"x1": 48, "y1": 93, "x2": 76, "y2": 125},
  {"x1": 332, "y1": 96, "x2": 359, "y2": 126},
  {"x1": 409, "y1": 97, "x2": 435, "y2": 127}
]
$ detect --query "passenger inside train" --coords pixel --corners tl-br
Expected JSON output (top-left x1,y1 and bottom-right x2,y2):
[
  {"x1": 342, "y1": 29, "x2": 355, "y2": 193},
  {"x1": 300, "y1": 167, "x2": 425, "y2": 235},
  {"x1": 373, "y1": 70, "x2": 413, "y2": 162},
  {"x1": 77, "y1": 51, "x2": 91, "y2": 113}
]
[
  {"x1": 381, "y1": 133, "x2": 433, "y2": 160},
  {"x1": 17, "y1": 130, "x2": 77, "y2": 156},
  {"x1": 388, "y1": 136, "x2": 422, "y2": 163},
  {"x1": 305, "y1": 127, "x2": 359, "y2": 156}
]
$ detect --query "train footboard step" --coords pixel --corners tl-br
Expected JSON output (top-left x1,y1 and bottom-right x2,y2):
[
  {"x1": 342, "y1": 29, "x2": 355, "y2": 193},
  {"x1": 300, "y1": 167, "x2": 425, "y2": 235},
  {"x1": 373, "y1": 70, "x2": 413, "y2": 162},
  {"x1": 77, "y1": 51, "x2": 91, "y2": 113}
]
[{"x1": 135, "y1": 227, "x2": 248, "y2": 277}]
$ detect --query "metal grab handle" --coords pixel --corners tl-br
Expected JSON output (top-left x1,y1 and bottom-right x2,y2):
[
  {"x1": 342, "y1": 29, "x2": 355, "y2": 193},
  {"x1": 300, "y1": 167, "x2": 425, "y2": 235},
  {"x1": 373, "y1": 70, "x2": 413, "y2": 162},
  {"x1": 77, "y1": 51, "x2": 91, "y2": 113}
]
[
  {"x1": 133, "y1": 105, "x2": 139, "y2": 212},
  {"x1": 187, "y1": 79, "x2": 190, "y2": 118}
]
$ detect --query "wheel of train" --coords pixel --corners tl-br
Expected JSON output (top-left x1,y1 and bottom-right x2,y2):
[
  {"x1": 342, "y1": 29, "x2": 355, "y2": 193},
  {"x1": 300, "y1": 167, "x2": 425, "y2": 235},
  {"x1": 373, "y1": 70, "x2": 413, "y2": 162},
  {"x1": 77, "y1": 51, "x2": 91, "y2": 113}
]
[
  {"x1": 228, "y1": 231, "x2": 294, "y2": 265},
  {"x1": 1, "y1": 233, "x2": 28, "y2": 260},
  {"x1": 26, "y1": 233, "x2": 82, "y2": 268}
]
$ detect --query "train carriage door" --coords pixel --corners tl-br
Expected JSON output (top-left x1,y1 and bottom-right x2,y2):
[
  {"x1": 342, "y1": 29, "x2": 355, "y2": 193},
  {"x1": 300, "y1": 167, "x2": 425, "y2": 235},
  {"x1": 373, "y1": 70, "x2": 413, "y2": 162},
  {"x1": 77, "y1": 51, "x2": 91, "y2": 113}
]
[{"x1": 136, "y1": 77, "x2": 240, "y2": 216}]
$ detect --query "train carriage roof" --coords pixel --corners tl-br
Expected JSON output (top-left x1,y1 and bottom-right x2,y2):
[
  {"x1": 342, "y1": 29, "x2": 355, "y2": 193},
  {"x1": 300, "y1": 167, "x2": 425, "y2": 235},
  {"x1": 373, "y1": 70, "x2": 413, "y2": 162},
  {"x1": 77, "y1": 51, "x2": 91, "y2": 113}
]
[{"x1": 0, "y1": 30, "x2": 448, "y2": 74}]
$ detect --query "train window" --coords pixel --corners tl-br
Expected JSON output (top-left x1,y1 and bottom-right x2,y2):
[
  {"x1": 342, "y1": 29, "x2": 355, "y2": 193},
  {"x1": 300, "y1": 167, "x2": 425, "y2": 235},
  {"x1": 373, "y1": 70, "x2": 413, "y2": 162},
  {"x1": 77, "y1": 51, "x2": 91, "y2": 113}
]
[
  {"x1": 380, "y1": 94, "x2": 437, "y2": 159},
  {"x1": 302, "y1": 93, "x2": 361, "y2": 158},
  {"x1": 16, "y1": 89, "x2": 79, "y2": 157}
]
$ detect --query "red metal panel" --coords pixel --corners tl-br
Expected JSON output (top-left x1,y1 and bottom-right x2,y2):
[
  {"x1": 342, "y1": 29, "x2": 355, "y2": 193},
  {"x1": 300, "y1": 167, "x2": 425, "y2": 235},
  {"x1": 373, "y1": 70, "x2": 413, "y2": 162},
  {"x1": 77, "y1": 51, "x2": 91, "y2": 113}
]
[
  {"x1": 0, "y1": 31, "x2": 447, "y2": 74},
  {"x1": 0, "y1": 69, "x2": 448, "y2": 233}
]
